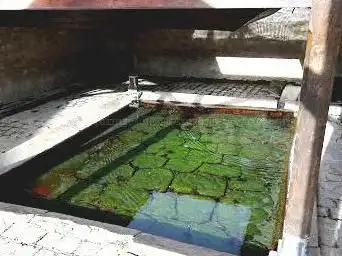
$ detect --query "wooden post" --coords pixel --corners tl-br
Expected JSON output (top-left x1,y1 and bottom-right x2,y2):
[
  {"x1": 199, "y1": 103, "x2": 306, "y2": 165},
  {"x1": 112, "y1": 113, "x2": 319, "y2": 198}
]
[{"x1": 281, "y1": 0, "x2": 341, "y2": 255}]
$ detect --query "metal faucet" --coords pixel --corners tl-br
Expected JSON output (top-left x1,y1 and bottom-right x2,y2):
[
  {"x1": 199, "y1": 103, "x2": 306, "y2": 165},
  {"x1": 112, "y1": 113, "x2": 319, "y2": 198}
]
[{"x1": 128, "y1": 75, "x2": 142, "y2": 108}]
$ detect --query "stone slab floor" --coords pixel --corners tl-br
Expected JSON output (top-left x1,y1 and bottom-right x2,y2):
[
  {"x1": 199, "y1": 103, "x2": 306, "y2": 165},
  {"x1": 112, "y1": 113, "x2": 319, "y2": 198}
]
[{"x1": 0, "y1": 81, "x2": 341, "y2": 255}]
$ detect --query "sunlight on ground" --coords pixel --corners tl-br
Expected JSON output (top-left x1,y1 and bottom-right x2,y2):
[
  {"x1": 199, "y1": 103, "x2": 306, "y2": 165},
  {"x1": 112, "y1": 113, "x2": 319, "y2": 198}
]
[
  {"x1": 215, "y1": 57, "x2": 303, "y2": 81},
  {"x1": 201, "y1": 0, "x2": 312, "y2": 8},
  {"x1": 0, "y1": 0, "x2": 34, "y2": 9}
]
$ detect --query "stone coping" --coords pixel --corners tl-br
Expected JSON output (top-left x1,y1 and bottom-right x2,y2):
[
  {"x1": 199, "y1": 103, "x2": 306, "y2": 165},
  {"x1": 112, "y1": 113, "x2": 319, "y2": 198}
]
[{"x1": 0, "y1": 201, "x2": 233, "y2": 256}]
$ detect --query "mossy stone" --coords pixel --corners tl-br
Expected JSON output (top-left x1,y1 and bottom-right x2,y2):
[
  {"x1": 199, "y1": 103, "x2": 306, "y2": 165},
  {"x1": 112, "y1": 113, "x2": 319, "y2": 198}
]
[
  {"x1": 69, "y1": 184, "x2": 103, "y2": 208},
  {"x1": 230, "y1": 180, "x2": 266, "y2": 192},
  {"x1": 187, "y1": 150, "x2": 222, "y2": 164},
  {"x1": 221, "y1": 191, "x2": 273, "y2": 208},
  {"x1": 240, "y1": 144, "x2": 272, "y2": 161},
  {"x1": 118, "y1": 130, "x2": 147, "y2": 149},
  {"x1": 183, "y1": 140, "x2": 208, "y2": 151},
  {"x1": 178, "y1": 130, "x2": 201, "y2": 141},
  {"x1": 128, "y1": 168, "x2": 173, "y2": 192},
  {"x1": 171, "y1": 173, "x2": 226, "y2": 198},
  {"x1": 36, "y1": 171, "x2": 78, "y2": 198},
  {"x1": 252, "y1": 221, "x2": 275, "y2": 249},
  {"x1": 99, "y1": 184, "x2": 149, "y2": 217},
  {"x1": 163, "y1": 130, "x2": 186, "y2": 146},
  {"x1": 166, "y1": 157, "x2": 202, "y2": 173},
  {"x1": 99, "y1": 165, "x2": 134, "y2": 185},
  {"x1": 199, "y1": 163, "x2": 241, "y2": 178},
  {"x1": 132, "y1": 153, "x2": 167, "y2": 169},
  {"x1": 217, "y1": 143, "x2": 240, "y2": 155},
  {"x1": 223, "y1": 155, "x2": 258, "y2": 171},
  {"x1": 165, "y1": 145, "x2": 190, "y2": 159},
  {"x1": 199, "y1": 134, "x2": 224, "y2": 144},
  {"x1": 240, "y1": 240, "x2": 268, "y2": 256},
  {"x1": 250, "y1": 208, "x2": 270, "y2": 223}
]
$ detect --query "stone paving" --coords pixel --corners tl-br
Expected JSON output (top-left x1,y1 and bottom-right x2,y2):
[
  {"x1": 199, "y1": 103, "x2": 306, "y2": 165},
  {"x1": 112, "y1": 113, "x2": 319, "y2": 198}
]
[
  {"x1": 0, "y1": 210, "x2": 131, "y2": 256},
  {"x1": 317, "y1": 113, "x2": 342, "y2": 256},
  {"x1": 0, "y1": 80, "x2": 341, "y2": 255}
]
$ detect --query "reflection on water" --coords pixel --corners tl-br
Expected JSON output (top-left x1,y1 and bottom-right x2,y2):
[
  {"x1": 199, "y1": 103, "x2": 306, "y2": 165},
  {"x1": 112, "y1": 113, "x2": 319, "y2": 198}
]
[
  {"x1": 129, "y1": 192, "x2": 251, "y2": 255},
  {"x1": 26, "y1": 106, "x2": 294, "y2": 255}
]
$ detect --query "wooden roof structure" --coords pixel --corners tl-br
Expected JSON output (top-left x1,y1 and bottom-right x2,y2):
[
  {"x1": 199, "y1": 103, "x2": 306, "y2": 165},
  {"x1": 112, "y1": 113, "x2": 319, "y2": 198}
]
[{"x1": 1, "y1": 0, "x2": 312, "y2": 9}]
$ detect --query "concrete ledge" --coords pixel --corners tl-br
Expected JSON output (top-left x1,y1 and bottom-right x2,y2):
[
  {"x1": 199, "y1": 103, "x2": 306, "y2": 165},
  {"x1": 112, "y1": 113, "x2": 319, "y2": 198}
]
[
  {"x1": 0, "y1": 202, "x2": 233, "y2": 256},
  {"x1": 141, "y1": 91, "x2": 279, "y2": 110},
  {"x1": 136, "y1": 56, "x2": 304, "y2": 82},
  {"x1": 0, "y1": 91, "x2": 134, "y2": 175}
]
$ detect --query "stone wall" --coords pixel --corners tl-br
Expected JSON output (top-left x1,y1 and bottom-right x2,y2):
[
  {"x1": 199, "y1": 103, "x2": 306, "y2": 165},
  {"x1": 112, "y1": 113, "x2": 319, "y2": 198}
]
[
  {"x1": 0, "y1": 27, "x2": 131, "y2": 104},
  {"x1": 1, "y1": 8, "x2": 341, "y2": 105},
  {"x1": 134, "y1": 8, "x2": 342, "y2": 79}
]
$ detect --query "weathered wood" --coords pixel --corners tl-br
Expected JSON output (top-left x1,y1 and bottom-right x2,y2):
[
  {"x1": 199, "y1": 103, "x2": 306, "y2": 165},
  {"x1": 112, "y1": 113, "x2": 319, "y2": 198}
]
[
  {"x1": 283, "y1": 0, "x2": 341, "y2": 247},
  {"x1": 0, "y1": 0, "x2": 312, "y2": 9}
]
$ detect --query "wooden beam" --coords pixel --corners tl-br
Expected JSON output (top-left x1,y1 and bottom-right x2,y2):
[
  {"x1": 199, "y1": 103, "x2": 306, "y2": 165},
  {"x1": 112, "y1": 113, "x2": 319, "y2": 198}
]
[
  {"x1": 281, "y1": 0, "x2": 341, "y2": 255},
  {"x1": 0, "y1": 0, "x2": 312, "y2": 10}
]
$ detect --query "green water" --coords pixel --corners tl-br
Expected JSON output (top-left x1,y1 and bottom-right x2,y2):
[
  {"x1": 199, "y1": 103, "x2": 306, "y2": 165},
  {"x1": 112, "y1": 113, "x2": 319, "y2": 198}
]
[{"x1": 29, "y1": 106, "x2": 293, "y2": 255}]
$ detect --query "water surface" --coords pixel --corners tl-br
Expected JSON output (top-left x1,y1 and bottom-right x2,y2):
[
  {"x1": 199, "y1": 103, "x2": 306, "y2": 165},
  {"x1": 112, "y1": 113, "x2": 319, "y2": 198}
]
[{"x1": 28, "y1": 106, "x2": 294, "y2": 255}]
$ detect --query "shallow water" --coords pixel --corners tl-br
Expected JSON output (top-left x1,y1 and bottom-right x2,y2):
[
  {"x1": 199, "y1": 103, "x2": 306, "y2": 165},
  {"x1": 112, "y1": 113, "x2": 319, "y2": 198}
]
[{"x1": 28, "y1": 106, "x2": 294, "y2": 255}]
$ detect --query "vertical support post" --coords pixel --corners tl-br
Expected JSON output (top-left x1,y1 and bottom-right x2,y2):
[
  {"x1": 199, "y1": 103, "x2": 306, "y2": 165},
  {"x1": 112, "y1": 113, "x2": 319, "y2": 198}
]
[{"x1": 280, "y1": 0, "x2": 341, "y2": 255}]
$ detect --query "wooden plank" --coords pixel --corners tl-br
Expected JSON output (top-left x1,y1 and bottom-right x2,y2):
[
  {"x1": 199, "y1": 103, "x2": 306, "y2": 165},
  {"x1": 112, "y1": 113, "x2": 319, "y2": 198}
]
[
  {"x1": 282, "y1": 0, "x2": 341, "y2": 254},
  {"x1": 0, "y1": 10, "x2": 272, "y2": 31},
  {"x1": 0, "y1": 0, "x2": 312, "y2": 10}
]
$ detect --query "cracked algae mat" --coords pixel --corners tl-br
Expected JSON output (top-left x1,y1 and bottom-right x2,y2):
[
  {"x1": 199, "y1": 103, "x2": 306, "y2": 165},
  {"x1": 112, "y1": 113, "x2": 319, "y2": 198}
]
[{"x1": 29, "y1": 106, "x2": 294, "y2": 256}]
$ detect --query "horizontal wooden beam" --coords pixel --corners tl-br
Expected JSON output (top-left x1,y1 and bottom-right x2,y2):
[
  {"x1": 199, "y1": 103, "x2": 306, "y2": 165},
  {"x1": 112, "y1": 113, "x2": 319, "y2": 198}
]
[{"x1": 0, "y1": 0, "x2": 312, "y2": 10}]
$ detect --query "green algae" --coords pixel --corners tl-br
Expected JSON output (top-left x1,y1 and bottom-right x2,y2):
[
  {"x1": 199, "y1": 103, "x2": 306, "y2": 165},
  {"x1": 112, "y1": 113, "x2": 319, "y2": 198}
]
[
  {"x1": 29, "y1": 107, "x2": 294, "y2": 255},
  {"x1": 171, "y1": 173, "x2": 226, "y2": 198},
  {"x1": 68, "y1": 184, "x2": 103, "y2": 208},
  {"x1": 100, "y1": 184, "x2": 149, "y2": 217},
  {"x1": 221, "y1": 191, "x2": 273, "y2": 208},
  {"x1": 230, "y1": 179, "x2": 267, "y2": 192},
  {"x1": 128, "y1": 168, "x2": 173, "y2": 192},
  {"x1": 166, "y1": 157, "x2": 202, "y2": 173},
  {"x1": 132, "y1": 153, "x2": 167, "y2": 169},
  {"x1": 199, "y1": 163, "x2": 241, "y2": 178},
  {"x1": 99, "y1": 165, "x2": 135, "y2": 185}
]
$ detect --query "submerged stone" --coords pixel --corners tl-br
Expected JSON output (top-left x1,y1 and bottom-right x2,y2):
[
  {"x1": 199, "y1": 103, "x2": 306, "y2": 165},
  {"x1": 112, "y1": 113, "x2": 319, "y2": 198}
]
[
  {"x1": 217, "y1": 143, "x2": 240, "y2": 155},
  {"x1": 35, "y1": 171, "x2": 78, "y2": 198},
  {"x1": 99, "y1": 184, "x2": 149, "y2": 218},
  {"x1": 128, "y1": 168, "x2": 173, "y2": 192},
  {"x1": 132, "y1": 153, "x2": 167, "y2": 169},
  {"x1": 213, "y1": 203, "x2": 251, "y2": 239},
  {"x1": 240, "y1": 144, "x2": 272, "y2": 161},
  {"x1": 69, "y1": 184, "x2": 103, "y2": 208},
  {"x1": 221, "y1": 191, "x2": 274, "y2": 208},
  {"x1": 139, "y1": 192, "x2": 177, "y2": 219},
  {"x1": 230, "y1": 179, "x2": 267, "y2": 192},
  {"x1": 178, "y1": 130, "x2": 201, "y2": 141},
  {"x1": 199, "y1": 163, "x2": 241, "y2": 178},
  {"x1": 165, "y1": 145, "x2": 190, "y2": 159},
  {"x1": 29, "y1": 106, "x2": 294, "y2": 255},
  {"x1": 240, "y1": 240, "x2": 269, "y2": 256},
  {"x1": 176, "y1": 195, "x2": 216, "y2": 223},
  {"x1": 171, "y1": 173, "x2": 226, "y2": 198},
  {"x1": 187, "y1": 150, "x2": 222, "y2": 164},
  {"x1": 166, "y1": 157, "x2": 202, "y2": 173},
  {"x1": 99, "y1": 165, "x2": 134, "y2": 185}
]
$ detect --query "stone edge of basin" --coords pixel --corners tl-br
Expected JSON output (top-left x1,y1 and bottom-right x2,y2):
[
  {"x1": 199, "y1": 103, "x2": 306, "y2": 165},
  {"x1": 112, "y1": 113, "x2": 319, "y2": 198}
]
[{"x1": 0, "y1": 201, "x2": 233, "y2": 256}]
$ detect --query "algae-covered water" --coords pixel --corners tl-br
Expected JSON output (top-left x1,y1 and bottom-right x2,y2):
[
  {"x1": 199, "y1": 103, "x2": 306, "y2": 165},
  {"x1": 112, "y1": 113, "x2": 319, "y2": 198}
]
[{"x1": 28, "y1": 106, "x2": 294, "y2": 255}]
